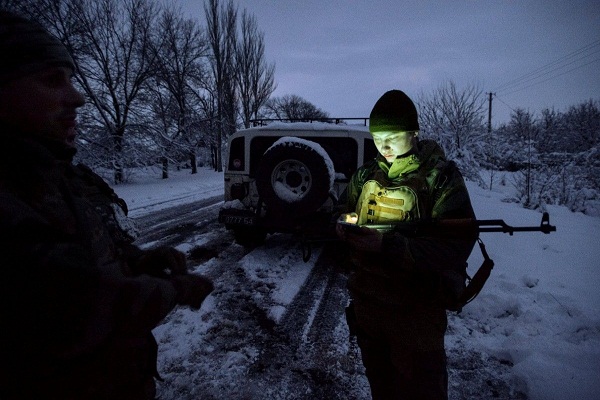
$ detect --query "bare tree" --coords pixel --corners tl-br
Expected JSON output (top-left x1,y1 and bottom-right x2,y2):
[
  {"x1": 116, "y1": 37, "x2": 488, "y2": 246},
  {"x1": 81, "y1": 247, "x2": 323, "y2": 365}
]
[
  {"x1": 537, "y1": 107, "x2": 564, "y2": 154},
  {"x1": 148, "y1": 7, "x2": 208, "y2": 177},
  {"x1": 236, "y1": 9, "x2": 276, "y2": 128},
  {"x1": 204, "y1": 0, "x2": 238, "y2": 172},
  {"x1": 418, "y1": 81, "x2": 486, "y2": 185},
  {"x1": 73, "y1": 0, "x2": 162, "y2": 183},
  {"x1": 0, "y1": 0, "x2": 34, "y2": 13},
  {"x1": 262, "y1": 94, "x2": 329, "y2": 121},
  {"x1": 418, "y1": 81, "x2": 486, "y2": 153},
  {"x1": 564, "y1": 99, "x2": 600, "y2": 152},
  {"x1": 503, "y1": 109, "x2": 540, "y2": 206}
]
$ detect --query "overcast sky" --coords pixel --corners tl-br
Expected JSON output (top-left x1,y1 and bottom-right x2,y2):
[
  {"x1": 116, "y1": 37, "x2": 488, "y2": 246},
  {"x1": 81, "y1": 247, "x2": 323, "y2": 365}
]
[{"x1": 182, "y1": 0, "x2": 600, "y2": 126}]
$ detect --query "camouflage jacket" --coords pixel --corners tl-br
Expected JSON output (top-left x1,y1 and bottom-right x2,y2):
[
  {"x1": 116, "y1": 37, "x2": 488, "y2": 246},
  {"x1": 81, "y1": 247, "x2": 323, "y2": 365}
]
[
  {"x1": 0, "y1": 134, "x2": 177, "y2": 399},
  {"x1": 346, "y1": 139, "x2": 476, "y2": 310}
]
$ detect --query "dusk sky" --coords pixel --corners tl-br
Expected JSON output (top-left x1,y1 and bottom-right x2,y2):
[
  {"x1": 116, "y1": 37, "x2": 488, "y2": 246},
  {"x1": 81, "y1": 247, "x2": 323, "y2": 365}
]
[{"x1": 182, "y1": 0, "x2": 600, "y2": 126}]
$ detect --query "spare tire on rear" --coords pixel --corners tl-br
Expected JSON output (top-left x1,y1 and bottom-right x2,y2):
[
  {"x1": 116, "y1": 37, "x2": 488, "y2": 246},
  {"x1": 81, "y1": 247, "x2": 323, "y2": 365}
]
[{"x1": 256, "y1": 137, "x2": 334, "y2": 216}]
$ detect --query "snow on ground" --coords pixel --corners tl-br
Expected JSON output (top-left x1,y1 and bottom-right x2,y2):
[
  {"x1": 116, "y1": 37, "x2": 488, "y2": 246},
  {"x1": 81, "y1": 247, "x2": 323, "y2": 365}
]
[
  {"x1": 450, "y1": 181, "x2": 600, "y2": 400},
  {"x1": 111, "y1": 166, "x2": 224, "y2": 217},
  {"x1": 113, "y1": 167, "x2": 600, "y2": 400}
]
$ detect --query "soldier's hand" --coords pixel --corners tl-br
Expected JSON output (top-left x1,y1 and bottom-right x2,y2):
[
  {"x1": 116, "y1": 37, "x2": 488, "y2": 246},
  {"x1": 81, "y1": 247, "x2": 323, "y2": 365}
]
[
  {"x1": 338, "y1": 224, "x2": 383, "y2": 252},
  {"x1": 336, "y1": 213, "x2": 383, "y2": 252},
  {"x1": 172, "y1": 274, "x2": 214, "y2": 309},
  {"x1": 135, "y1": 246, "x2": 188, "y2": 278},
  {"x1": 336, "y1": 213, "x2": 358, "y2": 239},
  {"x1": 341, "y1": 212, "x2": 358, "y2": 224}
]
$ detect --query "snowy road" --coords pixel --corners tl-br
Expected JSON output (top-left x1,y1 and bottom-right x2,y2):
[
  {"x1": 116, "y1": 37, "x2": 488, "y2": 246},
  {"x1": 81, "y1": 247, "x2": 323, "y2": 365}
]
[
  {"x1": 133, "y1": 200, "x2": 526, "y2": 400},
  {"x1": 132, "y1": 200, "x2": 371, "y2": 398}
]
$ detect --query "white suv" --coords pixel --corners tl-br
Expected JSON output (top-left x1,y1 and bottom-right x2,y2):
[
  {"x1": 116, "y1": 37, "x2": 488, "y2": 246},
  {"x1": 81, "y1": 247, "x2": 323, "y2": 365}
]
[{"x1": 218, "y1": 120, "x2": 376, "y2": 246}]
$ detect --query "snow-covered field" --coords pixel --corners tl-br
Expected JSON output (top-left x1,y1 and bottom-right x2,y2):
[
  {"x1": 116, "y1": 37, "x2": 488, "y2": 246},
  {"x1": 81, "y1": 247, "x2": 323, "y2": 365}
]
[{"x1": 113, "y1": 167, "x2": 600, "y2": 400}]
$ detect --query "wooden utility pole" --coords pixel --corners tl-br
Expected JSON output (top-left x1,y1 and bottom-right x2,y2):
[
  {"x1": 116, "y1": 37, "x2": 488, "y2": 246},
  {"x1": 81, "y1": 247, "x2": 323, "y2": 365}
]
[
  {"x1": 487, "y1": 92, "x2": 494, "y2": 133},
  {"x1": 487, "y1": 92, "x2": 496, "y2": 190}
]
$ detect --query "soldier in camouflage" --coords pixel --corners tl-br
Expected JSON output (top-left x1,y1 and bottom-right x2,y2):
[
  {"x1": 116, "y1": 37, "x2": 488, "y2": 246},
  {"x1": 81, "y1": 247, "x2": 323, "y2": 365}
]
[
  {"x1": 337, "y1": 90, "x2": 476, "y2": 400},
  {"x1": 0, "y1": 10, "x2": 213, "y2": 399}
]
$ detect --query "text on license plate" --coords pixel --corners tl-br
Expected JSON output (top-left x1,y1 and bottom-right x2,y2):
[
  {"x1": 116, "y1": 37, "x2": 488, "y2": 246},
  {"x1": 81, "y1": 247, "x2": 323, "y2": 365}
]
[{"x1": 223, "y1": 215, "x2": 255, "y2": 225}]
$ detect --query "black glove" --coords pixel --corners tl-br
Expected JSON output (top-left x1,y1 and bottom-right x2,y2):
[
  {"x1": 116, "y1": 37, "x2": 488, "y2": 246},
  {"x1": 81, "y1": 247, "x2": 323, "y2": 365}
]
[
  {"x1": 133, "y1": 246, "x2": 188, "y2": 278},
  {"x1": 172, "y1": 274, "x2": 214, "y2": 309}
]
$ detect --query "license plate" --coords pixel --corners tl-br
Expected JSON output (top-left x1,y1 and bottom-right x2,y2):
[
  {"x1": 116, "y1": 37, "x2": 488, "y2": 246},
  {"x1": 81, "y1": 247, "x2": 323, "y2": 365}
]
[{"x1": 222, "y1": 215, "x2": 256, "y2": 226}]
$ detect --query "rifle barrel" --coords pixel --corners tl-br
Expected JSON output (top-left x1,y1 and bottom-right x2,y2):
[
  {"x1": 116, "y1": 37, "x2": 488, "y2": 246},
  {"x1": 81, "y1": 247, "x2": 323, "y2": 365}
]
[
  {"x1": 477, "y1": 212, "x2": 556, "y2": 235},
  {"x1": 478, "y1": 225, "x2": 556, "y2": 234}
]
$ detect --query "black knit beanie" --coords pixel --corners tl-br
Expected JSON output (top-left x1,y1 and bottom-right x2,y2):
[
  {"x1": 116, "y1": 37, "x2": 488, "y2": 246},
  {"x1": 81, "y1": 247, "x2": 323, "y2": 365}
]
[
  {"x1": 369, "y1": 90, "x2": 420, "y2": 133},
  {"x1": 0, "y1": 11, "x2": 74, "y2": 83}
]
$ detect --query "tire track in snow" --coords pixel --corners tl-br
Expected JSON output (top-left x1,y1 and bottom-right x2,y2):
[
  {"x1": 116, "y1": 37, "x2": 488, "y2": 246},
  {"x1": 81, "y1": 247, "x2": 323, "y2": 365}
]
[
  {"x1": 133, "y1": 197, "x2": 222, "y2": 248},
  {"x1": 246, "y1": 242, "x2": 371, "y2": 399}
]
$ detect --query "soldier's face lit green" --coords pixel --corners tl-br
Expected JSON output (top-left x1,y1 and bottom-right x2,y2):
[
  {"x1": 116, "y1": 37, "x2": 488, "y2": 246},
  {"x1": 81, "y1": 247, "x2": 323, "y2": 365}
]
[{"x1": 371, "y1": 130, "x2": 418, "y2": 162}]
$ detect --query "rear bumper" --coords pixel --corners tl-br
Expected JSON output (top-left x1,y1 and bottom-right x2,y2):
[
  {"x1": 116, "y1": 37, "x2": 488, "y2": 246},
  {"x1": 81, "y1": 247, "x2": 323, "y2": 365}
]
[{"x1": 218, "y1": 207, "x2": 337, "y2": 239}]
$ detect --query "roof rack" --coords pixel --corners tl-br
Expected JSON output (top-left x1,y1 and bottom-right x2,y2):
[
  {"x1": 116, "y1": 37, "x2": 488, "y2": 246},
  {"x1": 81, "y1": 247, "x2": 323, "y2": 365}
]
[{"x1": 249, "y1": 117, "x2": 369, "y2": 127}]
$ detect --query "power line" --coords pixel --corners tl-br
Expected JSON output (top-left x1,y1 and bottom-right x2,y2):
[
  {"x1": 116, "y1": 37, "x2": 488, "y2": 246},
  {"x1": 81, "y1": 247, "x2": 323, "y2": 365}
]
[
  {"x1": 501, "y1": 56, "x2": 600, "y2": 97},
  {"x1": 493, "y1": 94, "x2": 518, "y2": 114},
  {"x1": 493, "y1": 39, "x2": 600, "y2": 92},
  {"x1": 493, "y1": 39, "x2": 600, "y2": 95}
]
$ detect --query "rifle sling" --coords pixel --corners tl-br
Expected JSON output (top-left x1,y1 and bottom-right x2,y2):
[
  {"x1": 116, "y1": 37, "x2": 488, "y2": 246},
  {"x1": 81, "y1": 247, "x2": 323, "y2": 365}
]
[{"x1": 459, "y1": 237, "x2": 495, "y2": 307}]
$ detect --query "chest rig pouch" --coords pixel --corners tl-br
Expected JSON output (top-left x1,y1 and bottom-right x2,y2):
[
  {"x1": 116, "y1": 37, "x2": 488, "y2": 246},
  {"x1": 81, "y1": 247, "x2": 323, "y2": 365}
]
[
  {"x1": 356, "y1": 180, "x2": 419, "y2": 225},
  {"x1": 355, "y1": 173, "x2": 429, "y2": 225}
]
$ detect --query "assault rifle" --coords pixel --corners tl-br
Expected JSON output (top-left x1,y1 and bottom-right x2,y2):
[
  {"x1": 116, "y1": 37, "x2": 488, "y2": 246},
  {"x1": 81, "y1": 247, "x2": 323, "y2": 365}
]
[
  {"x1": 338, "y1": 212, "x2": 557, "y2": 309},
  {"x1": 339, "y1": 212, "x2": 556, "y2": 236}
]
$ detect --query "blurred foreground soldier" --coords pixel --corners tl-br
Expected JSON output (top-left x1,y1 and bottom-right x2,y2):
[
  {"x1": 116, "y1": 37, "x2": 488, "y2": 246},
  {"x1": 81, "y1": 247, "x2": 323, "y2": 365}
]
[
  {"x1": 0, "y1": 11, "x2": 213, "y2": 399},
  {"x1": 337, "y1": 90, "x2": 476, "y2": 399}
]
